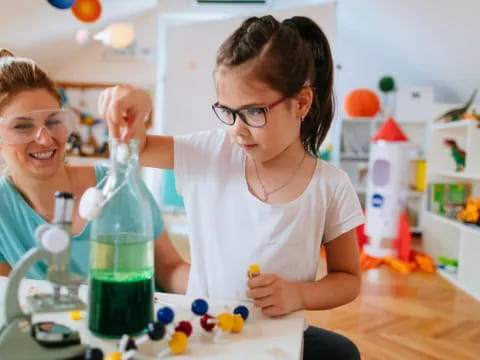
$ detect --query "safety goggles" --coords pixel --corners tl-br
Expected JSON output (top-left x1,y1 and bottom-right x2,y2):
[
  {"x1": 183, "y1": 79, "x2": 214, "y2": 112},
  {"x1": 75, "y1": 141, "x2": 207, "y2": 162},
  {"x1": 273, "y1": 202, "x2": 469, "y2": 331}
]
[{"x1": 0, "y1": 109, "x2": 77, "y2": 145}]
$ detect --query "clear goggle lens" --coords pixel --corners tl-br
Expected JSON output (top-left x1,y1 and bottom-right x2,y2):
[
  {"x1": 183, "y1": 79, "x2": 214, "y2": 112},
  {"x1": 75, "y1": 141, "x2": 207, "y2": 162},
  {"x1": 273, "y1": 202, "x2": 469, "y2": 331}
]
[{"x1": 0, "y1": 109, "x2": 77, "y2": 145}]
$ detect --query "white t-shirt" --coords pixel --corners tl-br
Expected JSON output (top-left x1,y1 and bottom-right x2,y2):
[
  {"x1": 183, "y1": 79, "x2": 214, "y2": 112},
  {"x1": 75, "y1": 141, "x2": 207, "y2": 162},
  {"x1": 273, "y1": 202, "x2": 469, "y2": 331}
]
[{"x1": 174, "y1": 128, "x2": 364, "y2": 300}]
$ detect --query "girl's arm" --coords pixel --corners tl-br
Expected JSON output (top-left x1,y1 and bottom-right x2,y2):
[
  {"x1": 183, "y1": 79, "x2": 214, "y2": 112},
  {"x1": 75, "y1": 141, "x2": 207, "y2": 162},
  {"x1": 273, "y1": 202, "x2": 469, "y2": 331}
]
[
  {"x1": 297, "y1": 228, "x2": 361, "y2": 310},
  {"x1": 153, "y1": 230, "x2": 190, "y2": 294},
  {"x1": 99, "y1": 85, "x2": 174, "y2": 169},
  {"x1": 247, "y1": 229, "x2": 361, "y2": 316},
  {"x1": 0, "y1": 261, "x2": 11, "y2": 277},
  {"x1": 141, "y1": 135, "x2": 174, "y2": 169}
]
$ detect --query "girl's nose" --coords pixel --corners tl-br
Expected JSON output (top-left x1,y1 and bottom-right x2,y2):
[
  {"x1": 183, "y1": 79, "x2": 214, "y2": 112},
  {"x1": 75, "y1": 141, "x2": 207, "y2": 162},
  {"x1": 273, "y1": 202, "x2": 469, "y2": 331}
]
[{"x1": 231, "y1": 115, "x2": 250, "y2": 137}]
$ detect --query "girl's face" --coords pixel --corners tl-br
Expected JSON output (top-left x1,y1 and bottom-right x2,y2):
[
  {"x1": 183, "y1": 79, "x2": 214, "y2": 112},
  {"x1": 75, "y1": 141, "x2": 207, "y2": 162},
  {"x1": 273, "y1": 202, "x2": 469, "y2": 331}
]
[
  {"x1": 215, "y1": 67, "x2": 310, "y2": 162},
  {"x1": 0, "y1": 89, "x2": 68, "y2": 180}
]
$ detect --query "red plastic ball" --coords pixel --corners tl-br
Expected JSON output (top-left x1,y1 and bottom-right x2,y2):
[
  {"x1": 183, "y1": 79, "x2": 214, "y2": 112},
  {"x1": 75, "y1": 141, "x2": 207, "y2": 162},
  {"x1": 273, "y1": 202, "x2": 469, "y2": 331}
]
[
  {"x1": 175, "y1": 321, "x2": 193, "y2": 337},
  {"x1": 200, "y1": 314, "x2": 215, "y2": 332}
]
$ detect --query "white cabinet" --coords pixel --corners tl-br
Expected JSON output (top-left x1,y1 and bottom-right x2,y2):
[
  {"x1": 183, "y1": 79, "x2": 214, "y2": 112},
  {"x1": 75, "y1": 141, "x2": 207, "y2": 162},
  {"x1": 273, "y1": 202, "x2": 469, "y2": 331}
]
[{"x1": 423, "y1": 116, "x2": 480, "y2": 300}]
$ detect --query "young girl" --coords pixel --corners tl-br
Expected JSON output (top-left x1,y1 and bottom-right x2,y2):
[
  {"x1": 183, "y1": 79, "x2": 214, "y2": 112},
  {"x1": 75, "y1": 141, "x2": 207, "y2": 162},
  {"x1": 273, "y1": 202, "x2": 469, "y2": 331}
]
[
  {"x1": 100, "y1": 16, "x2": 363, "y2": 359},
  {"x1": 0, "y1": 49, "x2": 189, "y2": 293}
]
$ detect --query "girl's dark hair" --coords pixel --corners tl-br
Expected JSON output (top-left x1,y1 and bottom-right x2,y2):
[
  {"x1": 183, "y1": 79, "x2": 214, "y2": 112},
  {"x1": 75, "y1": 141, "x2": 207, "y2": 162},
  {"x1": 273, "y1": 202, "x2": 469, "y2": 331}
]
[
  {"x1": 216, "y1": 15, "x2": 334, "y2": 156},
  {"x1": 0, "y1": 49, "x2": 61, "y2": 114}
]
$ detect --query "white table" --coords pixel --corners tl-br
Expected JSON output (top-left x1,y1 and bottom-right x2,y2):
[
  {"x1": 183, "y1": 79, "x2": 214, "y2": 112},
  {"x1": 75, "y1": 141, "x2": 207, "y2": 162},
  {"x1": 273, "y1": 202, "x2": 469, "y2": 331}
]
[{"x1": 0, "y1": 277, "x2": 304, "y2": 359}]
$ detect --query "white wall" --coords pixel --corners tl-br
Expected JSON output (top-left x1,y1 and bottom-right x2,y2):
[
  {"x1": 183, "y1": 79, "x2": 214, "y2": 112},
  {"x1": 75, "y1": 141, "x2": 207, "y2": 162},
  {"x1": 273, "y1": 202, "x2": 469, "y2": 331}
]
[
  {"x1": 52, "y1": 10, "x2": 158, "y2": 87},
  {"x1": 335, "y1": 0, "x2": 480, "y2": 109},
  {"x1": 157, "y1": 3, "x2": 337, "y2": 135}
]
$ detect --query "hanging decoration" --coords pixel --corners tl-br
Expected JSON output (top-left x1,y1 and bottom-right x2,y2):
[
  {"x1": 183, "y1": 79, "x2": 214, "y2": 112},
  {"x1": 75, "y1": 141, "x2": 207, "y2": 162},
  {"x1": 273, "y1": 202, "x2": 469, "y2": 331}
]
[
  {"x1": 75, "y1": 28, "x2": 90, "y2": 45},
  {"x1": 47, "y1": 0, "x2": 76, "y2": 10},
  {"x1": 72, "y1": 0, "x2": 102, "y2": 23}
]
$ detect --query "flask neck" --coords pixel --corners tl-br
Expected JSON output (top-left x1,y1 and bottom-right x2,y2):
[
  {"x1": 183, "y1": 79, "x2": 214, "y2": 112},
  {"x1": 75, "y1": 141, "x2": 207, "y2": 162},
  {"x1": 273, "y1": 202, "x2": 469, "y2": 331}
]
[{"x1": 108, "y1": 139, "x2": 139, "y2": 174}]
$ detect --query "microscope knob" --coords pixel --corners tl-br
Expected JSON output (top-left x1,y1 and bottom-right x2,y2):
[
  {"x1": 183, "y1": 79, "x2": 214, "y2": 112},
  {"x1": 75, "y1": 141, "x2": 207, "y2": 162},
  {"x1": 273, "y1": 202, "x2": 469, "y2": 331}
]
[{"x1": 41, "y1": 227, "x2": 70, "y2": 254}]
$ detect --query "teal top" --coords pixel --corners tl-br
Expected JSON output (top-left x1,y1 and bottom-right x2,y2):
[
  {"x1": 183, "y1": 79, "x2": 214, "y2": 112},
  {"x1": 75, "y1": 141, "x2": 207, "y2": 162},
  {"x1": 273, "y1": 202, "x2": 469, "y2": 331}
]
[{"x1": 0, "y1": 163, "x2": 164, "y2": 280}]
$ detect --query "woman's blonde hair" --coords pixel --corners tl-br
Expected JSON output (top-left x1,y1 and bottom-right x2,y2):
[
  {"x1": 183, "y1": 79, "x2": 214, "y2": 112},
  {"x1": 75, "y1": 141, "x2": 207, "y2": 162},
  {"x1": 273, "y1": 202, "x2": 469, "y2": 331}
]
[
  {"x1": 0, "y1": 49, "x2": 61, "y2": 112},
  {"x1": 0, "y1": 49, "x2": 61, "y2": 174}
]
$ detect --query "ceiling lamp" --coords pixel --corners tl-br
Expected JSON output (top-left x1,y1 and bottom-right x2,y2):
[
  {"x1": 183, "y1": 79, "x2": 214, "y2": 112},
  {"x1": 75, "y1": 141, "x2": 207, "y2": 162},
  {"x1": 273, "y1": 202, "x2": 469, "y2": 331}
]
[{"x1": 94, "y1": 23, "x2": 135, "y2": 49}]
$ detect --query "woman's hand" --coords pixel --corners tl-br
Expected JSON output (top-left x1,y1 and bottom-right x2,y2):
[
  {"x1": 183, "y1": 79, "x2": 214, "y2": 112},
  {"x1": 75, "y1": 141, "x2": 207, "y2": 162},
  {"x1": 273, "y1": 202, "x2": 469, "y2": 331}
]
[
  {"x1": 246, "y1": 273, "x2": 303, "y2": 317},
  {"x1": 98, "y1": 84, "x2": 152, "y2": 144}
]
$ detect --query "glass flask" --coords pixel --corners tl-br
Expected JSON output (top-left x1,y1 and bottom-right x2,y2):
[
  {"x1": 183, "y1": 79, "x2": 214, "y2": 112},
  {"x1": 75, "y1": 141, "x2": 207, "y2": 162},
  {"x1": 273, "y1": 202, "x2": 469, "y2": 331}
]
[{"x1": 88, "y1": 139, "x2": 154, "y2": 338}]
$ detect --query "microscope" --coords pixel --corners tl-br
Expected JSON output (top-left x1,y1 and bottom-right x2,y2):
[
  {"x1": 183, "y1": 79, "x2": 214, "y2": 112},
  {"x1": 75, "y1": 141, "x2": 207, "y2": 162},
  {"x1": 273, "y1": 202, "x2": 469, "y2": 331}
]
[{"x1": 0, "y1": 192, "x2": 93, "y2": 359}]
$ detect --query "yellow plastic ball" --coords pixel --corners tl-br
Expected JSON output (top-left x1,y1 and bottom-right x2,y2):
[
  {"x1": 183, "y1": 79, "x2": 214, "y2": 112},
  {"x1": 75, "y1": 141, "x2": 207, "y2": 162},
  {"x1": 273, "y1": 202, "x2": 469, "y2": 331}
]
[
  {"x1": 105, "y1": 351, "x2": 122, "y2": 360},
  {"x1": 69, "y1": 310, "x2": 82, "y2": 320},
  {"x1": 169, "y1": 331, "x2": 188, "y2": 354},
  {"x1": 216, "y1": 312, "x2": 234, "y2": 331},
  {"x1": 248, "y1": 264, "x2": 261, "y2": 275},
  {"x1": 231, "y1": 314, "x2": 244, "y2": 333}
]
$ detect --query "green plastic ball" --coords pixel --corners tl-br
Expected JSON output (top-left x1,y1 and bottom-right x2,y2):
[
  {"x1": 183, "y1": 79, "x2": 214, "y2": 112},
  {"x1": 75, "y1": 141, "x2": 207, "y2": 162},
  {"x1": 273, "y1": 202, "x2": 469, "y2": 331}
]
[{"x1": 379, "y1": 76, "x2": 395, "y2": 93}]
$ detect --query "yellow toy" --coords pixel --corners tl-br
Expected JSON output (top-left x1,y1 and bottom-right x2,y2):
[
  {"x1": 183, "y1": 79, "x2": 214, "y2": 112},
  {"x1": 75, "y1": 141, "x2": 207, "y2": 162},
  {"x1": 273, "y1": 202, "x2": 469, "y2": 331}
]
[{"x1": 457, "y1": 197, "x2": 480, "y2": 223}]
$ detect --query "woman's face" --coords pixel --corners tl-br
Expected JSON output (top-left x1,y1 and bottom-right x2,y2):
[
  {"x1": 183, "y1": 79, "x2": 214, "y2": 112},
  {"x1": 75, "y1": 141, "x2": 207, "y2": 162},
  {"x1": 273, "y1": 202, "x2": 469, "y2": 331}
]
[
  {"x1": 215, "y1": 67, "x2": 308, "y2": 163},
  {"x1": 0, "y1": 89, "x2": 68, "y2": 180}
]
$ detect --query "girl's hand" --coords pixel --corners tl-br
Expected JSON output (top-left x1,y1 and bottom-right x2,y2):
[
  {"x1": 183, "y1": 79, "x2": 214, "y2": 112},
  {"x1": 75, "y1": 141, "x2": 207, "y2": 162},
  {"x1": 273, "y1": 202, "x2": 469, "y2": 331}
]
[
  {"x1": 98, "y1": 84, "x2": 152, "y2": 141},
  {"x1": 246, "y1": 273, "x2": 303, "y2": 317}
]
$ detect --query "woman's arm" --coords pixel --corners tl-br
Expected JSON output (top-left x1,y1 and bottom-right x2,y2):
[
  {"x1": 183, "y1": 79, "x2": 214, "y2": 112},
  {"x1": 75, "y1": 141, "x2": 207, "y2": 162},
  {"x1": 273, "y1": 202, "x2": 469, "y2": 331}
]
[
  {"x1": 247, "y1": 229, "x2": 361, "y2": 316},
  {"x1": 153, "y1": 230, "x2": 190, "y2": 294},
  {"x1": 0, "y1": 261, "x2": 11, "y2": 277}
]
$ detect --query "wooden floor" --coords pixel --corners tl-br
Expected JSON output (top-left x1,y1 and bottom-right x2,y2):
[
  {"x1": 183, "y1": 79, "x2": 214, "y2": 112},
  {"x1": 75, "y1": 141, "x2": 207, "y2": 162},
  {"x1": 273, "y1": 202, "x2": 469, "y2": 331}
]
[{"x1": 306, "y1": 267, "x2": 480, "y2": 360}]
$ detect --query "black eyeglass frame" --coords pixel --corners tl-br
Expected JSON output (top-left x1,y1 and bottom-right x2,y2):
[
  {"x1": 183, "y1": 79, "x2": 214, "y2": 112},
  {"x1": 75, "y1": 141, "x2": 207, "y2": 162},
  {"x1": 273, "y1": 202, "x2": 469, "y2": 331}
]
[{"x1": 211, "y1": 96, "x2": 288, "y2": 128}]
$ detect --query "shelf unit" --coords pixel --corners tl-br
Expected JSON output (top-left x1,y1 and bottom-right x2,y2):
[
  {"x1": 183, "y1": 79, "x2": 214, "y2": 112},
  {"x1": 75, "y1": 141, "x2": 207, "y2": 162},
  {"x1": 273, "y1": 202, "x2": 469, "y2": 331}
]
[
  {"x1": 335, "y1": 116, "x2": 428, "y2": 232},
  {"x1": 423, "y1": 114, "x2": 480, "y2": 300}
]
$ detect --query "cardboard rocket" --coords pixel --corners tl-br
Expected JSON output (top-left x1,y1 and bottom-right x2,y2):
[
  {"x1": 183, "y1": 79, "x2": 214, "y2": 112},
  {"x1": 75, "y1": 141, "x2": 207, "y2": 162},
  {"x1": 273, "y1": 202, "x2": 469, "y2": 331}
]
[{"x1": 364, "y1": 117, "x2": 410, "y2": 257}]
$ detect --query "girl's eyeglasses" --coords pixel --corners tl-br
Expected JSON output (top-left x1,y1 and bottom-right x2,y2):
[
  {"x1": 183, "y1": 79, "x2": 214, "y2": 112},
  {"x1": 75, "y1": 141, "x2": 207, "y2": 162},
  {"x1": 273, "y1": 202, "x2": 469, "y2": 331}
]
[
  {"x1": 212, "y1": 96, "x2": 288, "y2": 128},
  {"x1": 0, "y1": 109, "x2": 77, "y2": 145}
]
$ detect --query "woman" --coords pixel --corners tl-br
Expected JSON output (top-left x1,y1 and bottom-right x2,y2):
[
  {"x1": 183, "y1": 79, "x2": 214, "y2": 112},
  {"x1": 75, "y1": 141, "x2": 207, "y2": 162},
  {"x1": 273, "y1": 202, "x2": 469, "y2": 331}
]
[{"x1": 0, "y1": 49, "x2": 189, "y2": 293}]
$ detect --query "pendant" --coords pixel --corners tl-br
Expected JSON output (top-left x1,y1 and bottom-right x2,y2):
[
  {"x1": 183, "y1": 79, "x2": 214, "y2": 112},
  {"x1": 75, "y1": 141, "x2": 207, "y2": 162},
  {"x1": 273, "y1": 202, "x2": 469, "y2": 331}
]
[{"x1": 261, "y1": 187, "x2": 269, "y2": 202}]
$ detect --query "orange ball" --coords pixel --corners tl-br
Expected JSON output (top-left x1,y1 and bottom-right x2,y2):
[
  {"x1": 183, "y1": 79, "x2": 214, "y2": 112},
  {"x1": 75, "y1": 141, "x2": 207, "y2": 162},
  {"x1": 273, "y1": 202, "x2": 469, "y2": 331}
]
[
  {"x1": 344, "y1": 89, "x2": 380, "y2": 117},
  {"x1": 72, "y1": 0, "x2": 102, "y2": 23}
]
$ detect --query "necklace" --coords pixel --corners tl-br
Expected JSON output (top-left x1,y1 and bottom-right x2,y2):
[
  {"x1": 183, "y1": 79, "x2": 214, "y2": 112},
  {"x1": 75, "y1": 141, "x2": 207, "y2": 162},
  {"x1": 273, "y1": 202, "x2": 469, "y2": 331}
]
[{"x1": 253, "y1": 151, "x2": 307, "y2": 202}]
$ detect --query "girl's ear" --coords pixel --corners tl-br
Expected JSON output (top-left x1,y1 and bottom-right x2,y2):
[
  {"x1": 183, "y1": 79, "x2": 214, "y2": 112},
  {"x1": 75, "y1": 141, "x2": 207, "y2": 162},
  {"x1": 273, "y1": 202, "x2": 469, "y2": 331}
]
[{"x1": 295, "y1": 87, "x2": 314, "y2": 120}]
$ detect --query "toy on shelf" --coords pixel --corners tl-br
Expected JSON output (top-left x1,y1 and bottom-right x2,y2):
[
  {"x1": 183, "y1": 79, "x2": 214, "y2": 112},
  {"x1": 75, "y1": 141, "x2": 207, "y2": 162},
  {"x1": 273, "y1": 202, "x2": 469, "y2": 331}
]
[
  {"x1": 437, "y1": 256, "x2": 458, "y2": 274},
  {"x1": 378, "y1": 75, "x2": 396, "y2": 115},
  {"x1": 428, "y1": 183, "x2": 470, "y2": 216},
  {"x1": 461, "y1": 109, "x2": 480, "y2": 127},
  {"x1": 364, "y1": 117, "x2": 410, "y2": 257},
  {"x1": 435, "y1": 89, "x2": 477, "y2": 122},
  {"x1": 457, "y1": 196, "x2": 480, "y2": 225},
  {"x1": 444, "y1": 139, "x2": 466, "y2": 172},
  {"x1": 58, "y1": 86, "x2": 108, "y2": 157},
  {"x1": 344, "y1": 88, "x2": 380, "y2": 117}
]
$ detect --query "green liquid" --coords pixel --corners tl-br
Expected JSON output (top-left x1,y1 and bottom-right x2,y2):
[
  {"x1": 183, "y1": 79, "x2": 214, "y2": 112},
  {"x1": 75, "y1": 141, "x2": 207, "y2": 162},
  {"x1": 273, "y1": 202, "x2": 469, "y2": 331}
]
[{"x1": 88, "y1": 234, "x2": 154, "y2": 338}]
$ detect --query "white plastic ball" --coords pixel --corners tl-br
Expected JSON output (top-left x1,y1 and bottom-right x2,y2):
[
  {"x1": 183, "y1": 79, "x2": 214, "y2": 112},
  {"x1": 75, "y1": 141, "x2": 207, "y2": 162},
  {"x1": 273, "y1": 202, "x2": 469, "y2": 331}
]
[{"x1": 79, "y1": 187, "x2": 105, "y2": 220}]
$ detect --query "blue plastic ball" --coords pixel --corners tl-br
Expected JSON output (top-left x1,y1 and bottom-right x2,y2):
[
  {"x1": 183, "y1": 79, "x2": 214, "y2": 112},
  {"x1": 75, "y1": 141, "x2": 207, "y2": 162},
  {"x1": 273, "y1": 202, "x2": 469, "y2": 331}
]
[
  {"x1": 47, "y1": 0, "x2": 76, "y2": 9},
  {"x1": 156, "y1": 306, "x2": 174, "y2": 324},
  {"x1": 234, "y1": 305, "x2": 249, "y2": 321},
  {"x1": 191, "y1": 298, "x2": 209, "y2": 316}
]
